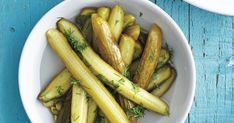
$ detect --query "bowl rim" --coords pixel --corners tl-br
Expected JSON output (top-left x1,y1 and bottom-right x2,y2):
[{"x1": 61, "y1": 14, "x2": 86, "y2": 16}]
[
  {"x1": 19, "y1": 0, "x2": 196, "y2": 122},
  {"x1": 184, "y1": 0, "x2": 234, "y2": 16}
]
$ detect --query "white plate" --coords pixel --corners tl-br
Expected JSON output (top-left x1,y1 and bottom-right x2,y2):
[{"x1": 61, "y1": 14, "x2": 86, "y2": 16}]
[
  {"x1": 19, "y1": 0, "x2": 196, "y2": 123},
  {"x1": 184, "y1": 0, "x2": 234, "y2": 16}
]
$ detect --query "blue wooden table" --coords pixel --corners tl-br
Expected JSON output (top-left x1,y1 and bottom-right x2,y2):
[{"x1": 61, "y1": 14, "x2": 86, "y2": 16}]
[{"x1": 0, "y1": 0, "x2": 233, "y2": 122}]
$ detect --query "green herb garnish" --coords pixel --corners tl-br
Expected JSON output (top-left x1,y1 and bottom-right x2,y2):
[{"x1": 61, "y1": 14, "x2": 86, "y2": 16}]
[
  {"x1": 165, "y1": 43, "x2": 173, "y2": 59},
  {"x1": 131, "y1": 83, "x2": 140, "y2": 94},
  {"x1": 64, "y1": 29, "x2": 88, "y2": 53},
  {"x1": 118, "y1": 78, "x2": 125, "y2": 84},
  {"x1": 96, "y1": 74, "x2": 120, "y2": 90},
  {"x1": 72, "y1": 114, "x2": 79, "y2": 121},
  {"x1": 55, "y1": 86, "x2": 64, "y2": 95},
  {"x1": 153, "y1": 83, "x2": 160, "y2": 90},
  {"x1": 76, "y1": 92, "x2": 81, "y2": 95},
  {"x1": 148, "y1": 50, "x2": 156, "y2": 62},
  {"x1": 157, "y1": 56, "x2": 165, "y2": 67},
  {"x1": 96, "y1": 74, "x2": 109, "y2": 84},
  {"x1": 125, "y1": 105, "x2": 145, "y2": 118},
  {"x1": 123, "y1": 67, "x2": 132, "y2": 80},
  {"x1": 70, "y1": 77, "x2": 90, "y2": 90},
  {"x1": 111, "y1": 80, "x2": 120, "y2": 90},
  {"x1": 169, "y1": 48, "x2": 174, "y2": 60},
  {"x1": 71, "y1": 78, "x2": 80, "y2": 85},
  {"x1": 151, "y1": 72, "x2": 158, "y2": 81},
  {"x1": 115, "y1": 20, "x2": 119, "y2": 25},
  {"x1": 113, "y1": 73, "x2": 121, "y2": 77},
  {"x1": 95, "y1": 109, "x2": 107, "y2": 123},
  {"x1": 135, "y1": 67, "x2": 142, "y2": 76}
]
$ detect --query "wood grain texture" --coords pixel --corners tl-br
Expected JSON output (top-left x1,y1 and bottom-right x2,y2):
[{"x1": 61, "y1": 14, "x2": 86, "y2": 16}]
[
  {"x1": 188, "y1": 4, "x2": 234, "y2": 123},
  {"x1": 152, "y1": 0, "x2": 234, "y2": 123},
  {"x1": 0, "y1": 0, "x2": 233, "y2": 122},
  {"x1": 0, "y1": 0, "x2": 62, "y2": 122}
]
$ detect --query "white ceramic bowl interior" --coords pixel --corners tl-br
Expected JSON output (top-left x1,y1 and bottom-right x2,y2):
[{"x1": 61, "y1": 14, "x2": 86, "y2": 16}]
[{"x1": 19, "y1": 0, "x2": 196, "y2": 123}]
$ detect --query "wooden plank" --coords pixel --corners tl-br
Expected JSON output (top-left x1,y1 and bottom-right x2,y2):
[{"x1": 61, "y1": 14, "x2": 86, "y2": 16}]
[
  {"x1": 189, "y1": 4, "x2": 234, "y2": 123},
  {"x1": 155, "y1": 0, "x2": 190, "y2": 38},
  {"x1": 0, "y1": 0, "x2": 62, "y2": 122},
  {"x1": 152, "y1": 0, "x2": 234, "y2": 123}
]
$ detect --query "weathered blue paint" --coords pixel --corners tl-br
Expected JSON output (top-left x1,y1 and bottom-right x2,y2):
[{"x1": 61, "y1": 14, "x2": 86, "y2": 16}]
[
  {"x1": 0, "y1": 0, "x2": 233, "y2": 122},
  {"x1": 0, "y1": 0, "x2": 62, "y2": 122},
  {"x1": 153, "y1": 0, "x2": 234, "y2": 123}
]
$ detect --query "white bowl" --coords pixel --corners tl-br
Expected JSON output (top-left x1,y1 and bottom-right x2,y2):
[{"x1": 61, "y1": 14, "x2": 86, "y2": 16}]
[
  {"x1": 19, "y1": 0, "x2": 196, "y2": 123},
  {"x1": 184, "y1": 0, "x2": 234, "y2": 16}
]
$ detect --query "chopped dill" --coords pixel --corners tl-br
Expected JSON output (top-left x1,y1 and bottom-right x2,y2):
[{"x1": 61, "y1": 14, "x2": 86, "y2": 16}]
[
  {"x1": 72, "y1": 114, "x2": 79, "y2": 121},
  {"x1": 148, "y1": 50, "x2": 156, "y2": 62},
  {"x1": 123, "y1": 67, "x2": 132, "y2": 80},
  {"x1": 64, "y1": 29, "x2": 88, "y2": 53},
  {"x1": 111, "y1": 80, "x2": 120, "y2": 90},
  {"x1": 55, "y1": 86, "x2": 64, "y2": 95},
  {"x1": 71, "y1": 78, "x2": 80, "y2": 85},
  {"x1": 169, "y1": 48, "x2": 174, "y2": 60},
  {"x1": 125, "y1": 105, "x2": 145, "y2": 118},
  {"x1": 156, "y1": 61, "x2": 164, "y2": 69},
  {"x1": 96, "y1": 74, "x2": 119, "y2": 90},
  {"x1": 153, "y1": 83, "x2": 160, "y2": 89},
  {"x1": 165, "y1": 43, "x2": 174, "y2": 59},
  {"x1": 157, "y1": 55, "x2": 165, "y2": 68},
  {"x1": 118, "y1": 78, "x2": 125, "y2": 85},
  {"x1": 113, "y1": 73, "x2": 121, "y2": 77},
  {"x1": 76, "y1": 92, "x2": 81, "y2": 95},
  {"x1": 94, "y1": 113, "x2": 104, "y2": 123},
  {"x1": 96, "y1": 74, "x2": 109, "y2": 84},
  {"x1": 115, "y1": 20, "x2": 119, "y2": 26},
  {"x1": 135, "y1": 67, "x2": 142, "y2": 76},
  {"x1": 95, "y1": 109, "x2": 109, "y2": 123},
  {"x1": 70, "y1": 77, "x2": 90, "y2": 90},
  {"x1": 151, "y1": 72, "x2": 159, "y2": 81},
  {"x1": 131, "y1": 83, "x2": 140, "y2": 94}
]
